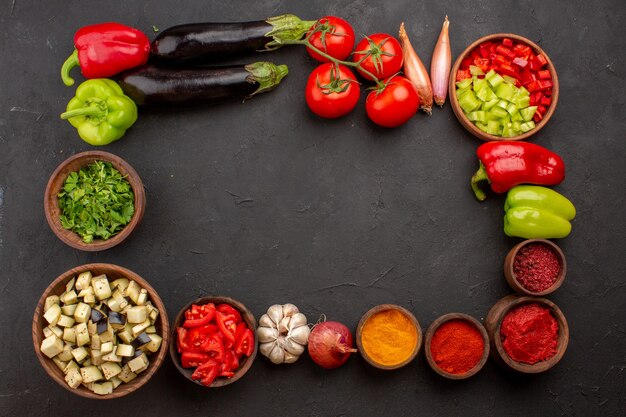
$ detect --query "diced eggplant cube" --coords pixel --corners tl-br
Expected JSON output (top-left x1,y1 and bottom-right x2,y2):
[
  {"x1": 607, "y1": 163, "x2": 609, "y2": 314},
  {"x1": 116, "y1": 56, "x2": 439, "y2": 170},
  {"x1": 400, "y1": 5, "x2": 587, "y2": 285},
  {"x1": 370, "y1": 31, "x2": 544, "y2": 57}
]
[
  {"x1": 63, "y1": 360, "x2": 79, "y2": 375},
  {"x1": 125, "y1": 280, "x2": 140, "y2": 303},
  {"x1": 57, "y1": 315, "x2": 75, "y2": 328},
  {"x1": 97, "y1": 319, "x2": 108, "y2": 335},
  {"x1": 116, "y1": 344, "x2": 135, "y2": 357},
  {"x1": 71, "y1": 346, "x2": 89, "y2": 363},
  {"x1": 111, "y1": 278, "x2": 129, "y2": 291},
  {"x1": 144, "y1": 334, "x2": 163, "y2": 353},
  {"x1": 145, "y1": 326, "x2": 156, "y2": 334},
  {"x1": 91, "y1": 349, "x2": 103, "y2": 366},
  {"x1": 43, "y1": 327, "x2": 54, "y2": 338},
  {"x1": 90, "y1": 308, "x2": 105, "y2": 323},
  {"x1": 44, "y1": 295, "x2": 60, "y2": 312},
  {"x1": 83, "y1": 358, "x2": 92, "y2": 367},
  {"x1": 65, "y1": 368, "x2": 83, "y2": 389},
  {"x1": 102, "y1": 350, "x2": 122, "y2": 363},
  {"x1": 101, "y1": 341, "x2": 114, "y2": 354},
  {"x1": 117, "y1": 330, "x2": 133, "y2": 344},
  {"x1": 91, "y1": 275, "x2": 112, "y2": 301},
  {"x1": 132, "y1": 332, "x2": 151, "y2": 349},
  {"x1": 49, "y1": 326, "x2": 63, "y2": 338},
  {"x1": 149, "y1": 308, "x2": 159, "y2": 323},
  {"x1": 101, "y1": 362, "x2": 122, "y2": 380},
  {"x1": 126, "y1": 306, "x2": 147, "y2": 324},
  {"x1": 44, "y1": 304, "x2": 62, "y2": 326},
  {"x1": 73, "y1": 303, "x2": 91, "y2": 324},
  {"x1": 61, "y1": 303, "x2": 77, "y2": 316},
  {"x1": 108, "y1": 312, "x2": 126, "y2": 329},
  {"x1": 110, "y1": 376, "x2": 123, "y2": 389},
  {"x1": 83, "y1": 292, "x2": 96, "y2": 305},
  {"x1": 132, "y1": 319, "x2": 151, "y2": 337},
  {"x1": 62, "y1": 290, "x2": 78, "y2": 305},
  {"x1": 136, "y1": 289, "x2": 148, "y2": 306},
  {"x1": 112, "y1": 289, "x2": 129, "y2": 310},
  {"x1": 80, "y1": 365, "x2": 103, "y2": 383},
  {"x1": 90, "y1": 334, "x2": 101, "y2": 350},
  {"x1": 99, "y1": 324, "x2": 115, "y2": 343},
  {"x1": 118, "y1": 364, "x2": 137, "y2": 383},
  {"x1": 40, "y1": 335, "x2": 64, "y2": 358},
  {"x1": 63, "y1": 327, "x2": 76, "y2": 344},
  {"x1": 58, "y1": 344, "x2": 74, "y2": 362},
  {"x1": 128, "y1": 353, "x2": 149, "y2": 374},
  {"x1": 65, "y1": 277, "x2": 76, "y2": 293},
  {"x1": 75, "y1": 323, "x2": 90, "y2": 347},
  {"x1": 53, "y1": 357, "x2": 68, "y2": 372},
  {"x1": 75, "y1": 271, "x2": 92, "y2": 291},
  {"x1": 87, "y1": 320, "x2": 97, "y2": 336},
  {"x1": 106, "y1": 297, "x2": 122, "y2": 313}
]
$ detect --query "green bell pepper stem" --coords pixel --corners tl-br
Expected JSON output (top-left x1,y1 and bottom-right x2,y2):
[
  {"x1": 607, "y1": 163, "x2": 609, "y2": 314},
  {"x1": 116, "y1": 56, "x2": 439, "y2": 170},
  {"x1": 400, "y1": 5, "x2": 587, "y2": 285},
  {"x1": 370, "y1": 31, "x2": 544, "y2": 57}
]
[
  {"x1": 60, "y1": 105, "x2": 105, "y2": 120},
  {"x1": 471, "y1": 162, "x2": 489, "y2": 201},
  {"x1": 61, "y1": 50, "x2": 79, "y2": 87}
]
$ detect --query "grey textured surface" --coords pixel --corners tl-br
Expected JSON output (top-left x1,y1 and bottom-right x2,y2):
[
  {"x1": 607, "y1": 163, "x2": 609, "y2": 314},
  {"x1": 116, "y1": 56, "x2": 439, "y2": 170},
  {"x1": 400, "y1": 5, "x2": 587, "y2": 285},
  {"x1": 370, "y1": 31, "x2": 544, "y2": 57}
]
[{"x1": 1, "y1": 0, "x2": 625, "y2": 416}]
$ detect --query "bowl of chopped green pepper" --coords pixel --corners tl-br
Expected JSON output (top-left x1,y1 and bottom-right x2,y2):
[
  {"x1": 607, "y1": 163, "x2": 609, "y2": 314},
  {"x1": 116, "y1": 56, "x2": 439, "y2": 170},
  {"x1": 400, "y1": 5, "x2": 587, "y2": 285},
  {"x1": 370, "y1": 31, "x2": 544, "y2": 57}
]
[{"x1": 44, "y1": 151, "x2": 146, "y2": 251}]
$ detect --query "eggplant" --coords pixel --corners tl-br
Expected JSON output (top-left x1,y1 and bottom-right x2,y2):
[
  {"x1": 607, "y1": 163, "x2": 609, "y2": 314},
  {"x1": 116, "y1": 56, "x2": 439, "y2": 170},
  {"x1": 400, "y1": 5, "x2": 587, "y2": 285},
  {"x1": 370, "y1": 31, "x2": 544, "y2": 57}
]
[
  {"x1": 151, "y1": 14, "x2": 315, "y2": 64},
  {"x1": 90, "y1": 308, "x2": 105, "y2": 323},
  {"x1": 96, "y1": 319, "x2": 108, "y2": 335},
  {"x1": 117, "y1": 62, "x2": 288, "y2": 106},
  {"x1": 108, "y1": 312, "x2": 126, "y2": 329},
  {"x1": 132, "y1": 332, "x2": 152, "y2": 349}
]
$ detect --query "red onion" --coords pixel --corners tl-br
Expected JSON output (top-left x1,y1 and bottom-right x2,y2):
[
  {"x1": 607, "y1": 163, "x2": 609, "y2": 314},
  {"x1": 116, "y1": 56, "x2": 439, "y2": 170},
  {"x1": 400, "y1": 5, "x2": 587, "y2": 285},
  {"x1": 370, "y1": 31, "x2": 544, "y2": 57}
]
[
  {"x1": 398, "y1": 22, "x2": 433, "y2": 115},
  {"x1": 430, "y1": 16, "x2": 451, "y2": 106},
  {"x1": 307, "y1": 321, "x2": 356, "y2": 369}
]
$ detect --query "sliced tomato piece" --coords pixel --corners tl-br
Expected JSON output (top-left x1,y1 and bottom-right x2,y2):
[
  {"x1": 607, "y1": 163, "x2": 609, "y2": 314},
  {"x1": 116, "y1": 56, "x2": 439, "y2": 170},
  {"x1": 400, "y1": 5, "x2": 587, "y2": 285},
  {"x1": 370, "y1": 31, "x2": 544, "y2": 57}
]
[
  {"x1": 200, "y1": 331, "x2": 225, "y2": 362},
  {"x1": 176, "y1": 327, "x2": 200, "y2": 353},
  {"x1": 216, "y1": 304, "x2": 242, "y2": 323},
  {"x1": 235, "y1": 328, "x2": 254, "y2": 357},
  {"x1": 223, "y1": 348, "x2": 240, "y2": 371},
  {"x1": 191, "y1": 359, "x2": 220, "y2": 386},
  {"x1": 184, "y1": 303, "x2": 216, "y2": 326},
  {"x1": 187, "y1": 324, "x2": 218, "y2": 350},
  {"x1": 216, "y1": 311, "x2": 237, "y2": 343},
  {"x1": 181, "y1": 351, "x2": 211, "y2": 368}
]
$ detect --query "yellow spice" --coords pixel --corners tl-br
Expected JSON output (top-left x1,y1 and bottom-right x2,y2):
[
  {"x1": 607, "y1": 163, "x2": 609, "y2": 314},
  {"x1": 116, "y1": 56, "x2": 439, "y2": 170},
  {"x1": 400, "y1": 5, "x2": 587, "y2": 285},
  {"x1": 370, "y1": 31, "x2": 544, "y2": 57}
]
[{"x1": 361, "y1": 309, "x2": 418, "y2": 366}]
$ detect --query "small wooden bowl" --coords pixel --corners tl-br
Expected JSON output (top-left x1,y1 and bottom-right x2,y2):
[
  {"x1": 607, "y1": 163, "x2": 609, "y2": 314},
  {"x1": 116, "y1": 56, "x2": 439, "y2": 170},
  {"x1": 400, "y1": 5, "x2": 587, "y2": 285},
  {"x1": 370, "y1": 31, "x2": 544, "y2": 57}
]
[
  {"x1": 504, "y1": 239, "x2": 567, "y2": 296},
  {"x1": 170, "y1": 296, "x2": 258, "y2": 387},
  {"x1": 424, "y1": 313, "x2": 489, "y2": 380},
  {"x1": 44, "y1": 151, "x2": 146, "y2": 251},
  {"x1": 32, "y1": 263, "x2": 170, "y2": 399},
  {"x1": 485, "y1": 295, "x2": 568, "y2": 373},
  {"x1": 449, "y1": 33, "x2": 559, "y2": 141},
  {"x1": 356, "y1": 304, "x2": 422, "y2": 370}
]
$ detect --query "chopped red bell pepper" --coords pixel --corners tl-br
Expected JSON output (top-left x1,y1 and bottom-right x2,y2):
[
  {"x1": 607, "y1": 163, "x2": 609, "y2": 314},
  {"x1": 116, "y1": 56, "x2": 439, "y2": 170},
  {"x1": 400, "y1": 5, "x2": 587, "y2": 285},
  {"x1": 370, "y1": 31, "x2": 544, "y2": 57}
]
[
  {"x1": 537, "y1": 70, "x2": 551, "y2": 80},
  {"x1": 533, "y1": 111, "x2": 544, "y2": 123},
  {"x1": 498, "y1": 64, "x2": 519, "y2": 78},
  {"x1": 502, "y1": 38, "x2": 513, "y2": 48},
  {"x1": 496, "y1": 45, "x2": 516, "y2": 60},
  {"x1": 540, "y1": 96, "x2": 552, "y2": 107},
  {"x1": 456, "y1": 69, "x2": 471, "y2": 82},
  {"x1": 537, "y1": 105, "x2": 547, "y2": 115},
  {"x1": 536, "y1": 79, "x2": 553, "y2": 91},
  {"x1": 479, "y1": 42, "x2": 492, "y2": 58},
  {"x1": 512, "y1": 57, "x2": 528, "y2": 68},
  {"x1": 535, "y1": 54, "x2": 548, "y2": 67}
]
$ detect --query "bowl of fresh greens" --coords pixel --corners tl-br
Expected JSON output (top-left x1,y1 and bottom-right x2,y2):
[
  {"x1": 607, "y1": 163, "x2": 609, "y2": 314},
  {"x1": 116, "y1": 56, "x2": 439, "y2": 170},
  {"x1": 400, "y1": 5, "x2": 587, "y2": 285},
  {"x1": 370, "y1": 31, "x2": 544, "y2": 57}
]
[{"x1": 44, "y1": 151, "x2": 146, "y2": 251}]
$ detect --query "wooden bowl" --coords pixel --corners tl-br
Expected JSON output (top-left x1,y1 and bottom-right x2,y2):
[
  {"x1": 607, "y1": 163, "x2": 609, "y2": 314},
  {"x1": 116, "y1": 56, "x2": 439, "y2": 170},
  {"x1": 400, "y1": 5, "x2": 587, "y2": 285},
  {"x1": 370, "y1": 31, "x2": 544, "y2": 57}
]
[
  {"x1": 32, "y1": 263, "x2": 170, "y2": 399},
  {"x1": 485, "y1": 295, "x2": 568, "y2": 373},
  {"x1": 44, "y1": 151, "x2": 146, "y2": 251},
  {"x1": 356, "y1": 304, "x2": 422, "y2": 370},
  {"x1": 424, "y1": 313, "x2": 489, "y2": 380},
  {"x1": 504, "y1": 239, "x2": 567, "y2": 296},
  {"x1": 449, "y1": 33, "x2": 559, "y2": 141},
  {"x1": 170, "y1": 296, "x2": 258, "y2": 387}
]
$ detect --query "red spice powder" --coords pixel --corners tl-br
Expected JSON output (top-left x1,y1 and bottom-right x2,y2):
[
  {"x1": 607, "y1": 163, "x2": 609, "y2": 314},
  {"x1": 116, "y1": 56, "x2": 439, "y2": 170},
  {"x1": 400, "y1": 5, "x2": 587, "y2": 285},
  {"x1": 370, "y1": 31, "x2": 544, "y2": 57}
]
[
  {"x1": 513, "y1": 242, "x2": 561, "y2": 292},
  {"x1": 500, "y1": 303, "x2": 558, "y2": 365},
  {"x1": 430, "y1": 319, "x2": 484, "y2": 374}
]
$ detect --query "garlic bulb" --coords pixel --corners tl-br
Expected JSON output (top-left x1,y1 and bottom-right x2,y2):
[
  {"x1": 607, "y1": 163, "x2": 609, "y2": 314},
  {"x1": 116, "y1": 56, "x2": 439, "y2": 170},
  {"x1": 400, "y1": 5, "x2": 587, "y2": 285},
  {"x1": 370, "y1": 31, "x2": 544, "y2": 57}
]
[{"x1": 257, "y1": 303, "x2": 310, "y2": 364}]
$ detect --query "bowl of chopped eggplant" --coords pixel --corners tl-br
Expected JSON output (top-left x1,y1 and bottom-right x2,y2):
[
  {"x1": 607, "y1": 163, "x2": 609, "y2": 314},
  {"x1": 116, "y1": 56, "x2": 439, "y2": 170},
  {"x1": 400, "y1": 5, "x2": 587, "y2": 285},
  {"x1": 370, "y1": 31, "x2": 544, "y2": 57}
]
[
  {"x1": 44, "y1": 151, "x2": 146, "y2": 252},
  {"x1": 33, "y1": 263, "x2": 169, "y2": 399},
  {"x1": 170, "y1": 296, "x2": 258, "y2": 387}
]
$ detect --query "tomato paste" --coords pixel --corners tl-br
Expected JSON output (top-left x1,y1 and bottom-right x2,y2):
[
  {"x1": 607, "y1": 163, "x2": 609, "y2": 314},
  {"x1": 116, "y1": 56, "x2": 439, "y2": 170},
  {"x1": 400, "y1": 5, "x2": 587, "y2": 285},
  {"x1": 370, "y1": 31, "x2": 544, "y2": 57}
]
[{"x1": 500, "y1": 303, "x2": 558, "y2": 365}]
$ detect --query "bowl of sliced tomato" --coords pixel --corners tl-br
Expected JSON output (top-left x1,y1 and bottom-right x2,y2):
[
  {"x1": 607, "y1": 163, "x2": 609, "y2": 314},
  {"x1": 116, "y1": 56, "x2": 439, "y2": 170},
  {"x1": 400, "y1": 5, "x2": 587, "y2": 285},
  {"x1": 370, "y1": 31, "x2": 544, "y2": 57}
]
[
  {"x1": 170, "y1": 296, "x2": 257, "y2": 387},
  {"x1": 449, "y1": 33, "x2": 559, "y2": 141}
]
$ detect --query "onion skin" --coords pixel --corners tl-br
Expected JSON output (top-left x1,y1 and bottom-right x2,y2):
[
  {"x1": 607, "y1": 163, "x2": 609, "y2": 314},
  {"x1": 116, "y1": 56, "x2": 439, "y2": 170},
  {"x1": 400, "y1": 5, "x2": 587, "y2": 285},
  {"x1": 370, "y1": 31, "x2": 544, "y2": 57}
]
[
  {"x1": 399, "y1": 22, "x2": 433, "y2": 115},
  {"x1": 308, "y1": 321, "x2": 356, "y2": 369},
  {"x1": 431, "y1": 16, "x2": 451, "y2": 107}
]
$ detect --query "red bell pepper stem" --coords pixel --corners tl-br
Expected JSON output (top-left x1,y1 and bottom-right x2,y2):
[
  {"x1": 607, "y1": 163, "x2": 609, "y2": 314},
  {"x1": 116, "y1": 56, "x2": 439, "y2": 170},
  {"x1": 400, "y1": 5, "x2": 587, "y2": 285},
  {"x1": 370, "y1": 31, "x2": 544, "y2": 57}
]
[
  {"x1": 471, "y1": 162, "x2": 489, "y2": 201},
  {"x1": 61, "y1": 50, "x2": 80, "y2": 86}
]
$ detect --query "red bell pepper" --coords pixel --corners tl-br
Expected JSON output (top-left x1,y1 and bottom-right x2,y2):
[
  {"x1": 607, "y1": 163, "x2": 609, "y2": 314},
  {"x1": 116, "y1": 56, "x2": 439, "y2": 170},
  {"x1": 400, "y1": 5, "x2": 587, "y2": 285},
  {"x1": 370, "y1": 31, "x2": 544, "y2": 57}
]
[
  {"x1": 471, "y1": 141, "x2": 565, "y2": 201},
  {"x1": 61, "y1": 22, "x2": 150, "y2": 86}
]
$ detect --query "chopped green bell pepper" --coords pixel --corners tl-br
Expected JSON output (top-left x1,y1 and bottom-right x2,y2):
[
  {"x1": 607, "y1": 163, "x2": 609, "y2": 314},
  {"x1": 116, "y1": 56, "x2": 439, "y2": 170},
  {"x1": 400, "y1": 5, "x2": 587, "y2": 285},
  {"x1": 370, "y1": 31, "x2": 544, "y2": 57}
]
[
  {"x1": 504, "y1": 185, "x2": 576, "y2": 239},
  {"x1": 61, "y1": 79, "x2": 138, "y2": 146}
]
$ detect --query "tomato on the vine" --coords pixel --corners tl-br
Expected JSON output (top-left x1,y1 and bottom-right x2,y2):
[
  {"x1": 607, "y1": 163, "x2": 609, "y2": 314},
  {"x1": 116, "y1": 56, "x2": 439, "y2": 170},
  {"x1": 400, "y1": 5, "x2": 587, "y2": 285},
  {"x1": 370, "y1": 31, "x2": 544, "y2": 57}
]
[
  {"x1": 305, "y1": 63, "x2": 360, "y2": 119},
  {"x1": 365, "y1": 75, "x2": 419, "y2": 128},
  {"x1": 352, "y1": 33, "x2": 403, "y2": 81},
  {"x1": 307, "y1": 16, "x2": 355, "y2": 62}
]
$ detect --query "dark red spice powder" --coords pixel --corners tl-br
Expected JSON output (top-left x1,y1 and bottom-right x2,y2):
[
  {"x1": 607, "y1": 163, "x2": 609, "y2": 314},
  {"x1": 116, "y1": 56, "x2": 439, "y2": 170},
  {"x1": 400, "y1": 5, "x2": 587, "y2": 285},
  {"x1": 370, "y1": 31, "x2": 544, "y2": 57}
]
[
  {"x1": 513, "y1": 242, "x2": 561, "y2": 292},
  {"x1": 430, "y1": 319, "x2": 484, "y2": 374}
]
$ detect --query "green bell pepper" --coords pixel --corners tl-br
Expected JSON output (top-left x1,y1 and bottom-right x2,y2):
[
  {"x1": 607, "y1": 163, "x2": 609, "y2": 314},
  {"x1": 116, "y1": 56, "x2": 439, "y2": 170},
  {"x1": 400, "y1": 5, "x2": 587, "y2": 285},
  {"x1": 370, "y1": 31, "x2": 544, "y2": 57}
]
[
  {"x1": 504, "y1": 185, "x2": 576, "y2": 239},
  {"x1": 60, "y1": 79, "x2": 138, "y2": 146}
]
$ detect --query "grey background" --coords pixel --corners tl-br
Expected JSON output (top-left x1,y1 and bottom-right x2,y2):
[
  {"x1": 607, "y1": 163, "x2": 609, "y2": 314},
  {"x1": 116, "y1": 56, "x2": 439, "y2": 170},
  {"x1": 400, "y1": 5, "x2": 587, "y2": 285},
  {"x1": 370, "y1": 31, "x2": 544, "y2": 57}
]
[{"x1": 1, "y1": 0, "x2": 624, "y2": 416}]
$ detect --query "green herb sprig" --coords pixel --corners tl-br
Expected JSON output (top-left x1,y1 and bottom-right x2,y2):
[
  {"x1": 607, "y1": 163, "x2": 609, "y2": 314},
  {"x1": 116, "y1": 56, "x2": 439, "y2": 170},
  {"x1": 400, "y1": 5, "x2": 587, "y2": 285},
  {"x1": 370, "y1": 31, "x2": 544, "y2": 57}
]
[{"x1": 58, "y1": 161, "x2": 135, "y2": 243}]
